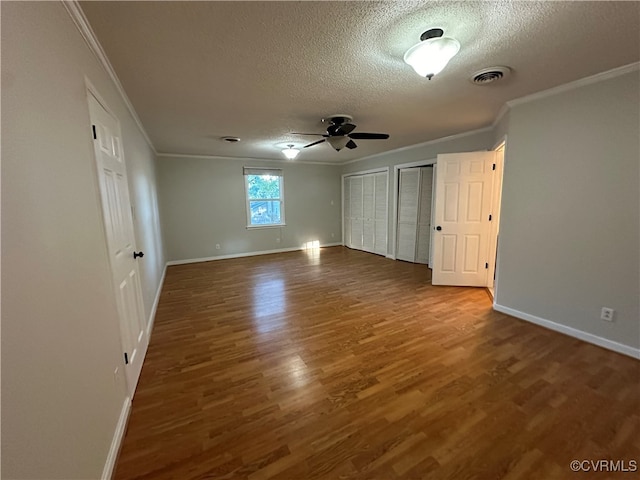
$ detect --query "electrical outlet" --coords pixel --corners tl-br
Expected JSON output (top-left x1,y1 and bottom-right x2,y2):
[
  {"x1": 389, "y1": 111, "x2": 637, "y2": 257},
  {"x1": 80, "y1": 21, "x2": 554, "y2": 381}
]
[
  {"x1": 215, "y1": 244, "x2": 220, "y2": 250},
  {"x1": 276, "y1": 238, "x2": 280, "y2": 243},
  {"x1": 331, "y1": 233, "x2": 335, "y2": 238},
  {"x1": 600, "y1": 307, "x2": 615, "y2": 322}
]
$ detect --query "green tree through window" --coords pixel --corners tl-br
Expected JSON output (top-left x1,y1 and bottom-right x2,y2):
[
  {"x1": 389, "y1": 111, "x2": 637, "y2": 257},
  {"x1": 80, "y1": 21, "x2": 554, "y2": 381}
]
[{"x1": 244, "y1": 169, "x2": 284, "y2": 226}]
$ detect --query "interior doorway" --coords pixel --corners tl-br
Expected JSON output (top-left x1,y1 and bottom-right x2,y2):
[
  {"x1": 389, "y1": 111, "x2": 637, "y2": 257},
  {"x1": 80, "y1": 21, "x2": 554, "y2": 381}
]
[
  {"x1": 396, "y1": 166, "x2": 434, "y2": 264},
  {"x1": 487, "y1": 139, "x2": 506, "y2": 298}
]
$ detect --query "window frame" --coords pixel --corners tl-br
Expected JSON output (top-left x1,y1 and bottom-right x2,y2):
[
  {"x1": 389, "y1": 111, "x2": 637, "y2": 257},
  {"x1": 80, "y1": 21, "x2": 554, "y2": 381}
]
[{"x1": 243, "y1": 167, "x2": 286, "y2": 229}]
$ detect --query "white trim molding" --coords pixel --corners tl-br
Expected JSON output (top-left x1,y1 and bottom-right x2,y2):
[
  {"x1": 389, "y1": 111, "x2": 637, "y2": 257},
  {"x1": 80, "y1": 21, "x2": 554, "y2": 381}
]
[
  {"x1": 166, "y1": 243, "x2": 343, "y2": 266},
  {"x1": 342, "y1": 126, "x2": 492, "y2": 166},
  {"x1": 507, "y1": 62, "x2": 640, "y2": 108},
  {"x1": 156, "y1": 152, "x2": 338, "y2": 166},
  {"x1": 146, "y1": 264, "x2": 167, "y2": 337},
  {"x1": 62, "y1": 0, "x2": 156, "y2": 153},
  {"x1": 101, "y1": 396, "x2": 132, "y2": 480},
  {"x1": 494, "y1": 304, "x2": 640, "y2": 360}
]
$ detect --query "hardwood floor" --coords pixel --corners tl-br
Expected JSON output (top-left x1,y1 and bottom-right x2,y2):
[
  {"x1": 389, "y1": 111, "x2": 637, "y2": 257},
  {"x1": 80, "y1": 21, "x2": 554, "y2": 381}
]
[{"x1": 115, "y1": 247, "x2": 639, "y2": 480}]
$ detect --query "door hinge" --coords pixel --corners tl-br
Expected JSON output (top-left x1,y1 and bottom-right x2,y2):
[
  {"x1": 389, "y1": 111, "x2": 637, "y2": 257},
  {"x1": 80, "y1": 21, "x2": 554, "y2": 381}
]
[
  {"x1": 489, "y1": 214, "x2": 492, "y2": 221},
  {"x1": 92, "y1": 125, "x2": 97, "y2": 140},
  {"x1": 485, "y1": 262, "x2": 489, "y2": 269},
  {"x1": 124, "y1": 352, "x2": 129, "y2": 365},
  {"x1": 492, "y1": 163, "x2": 496, "y2": 170}
]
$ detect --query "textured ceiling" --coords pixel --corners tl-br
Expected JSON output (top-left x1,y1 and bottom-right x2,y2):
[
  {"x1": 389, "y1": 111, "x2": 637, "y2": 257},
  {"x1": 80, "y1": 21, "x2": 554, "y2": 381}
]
[{"x1": 80, "y1": 1, "x2": 640, "y2": 164}]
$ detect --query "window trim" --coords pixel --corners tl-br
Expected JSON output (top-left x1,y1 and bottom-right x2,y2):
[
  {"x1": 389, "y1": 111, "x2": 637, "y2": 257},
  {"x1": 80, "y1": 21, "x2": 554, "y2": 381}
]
[{"x1": 244, "y1": 167, "x2": 286, "y2": 228}]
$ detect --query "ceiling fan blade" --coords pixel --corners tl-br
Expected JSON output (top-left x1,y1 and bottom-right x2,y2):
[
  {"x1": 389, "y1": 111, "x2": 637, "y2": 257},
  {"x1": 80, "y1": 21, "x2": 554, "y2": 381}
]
[
  {"x1": 303, "y1": 139, "x2": 327, "y2": 148},
  {"x1": 336, "y1": 123, "x2": 356, "y2": 135},
  {"x1": 348, "y1": 132, "x2": 390, "y2": 140},
  {"x1": 292, "y1": 133, "x2": 327, "y2": 136},
  {"x1": 345, "y1": 139, "x2": 358, "y2": 149}
]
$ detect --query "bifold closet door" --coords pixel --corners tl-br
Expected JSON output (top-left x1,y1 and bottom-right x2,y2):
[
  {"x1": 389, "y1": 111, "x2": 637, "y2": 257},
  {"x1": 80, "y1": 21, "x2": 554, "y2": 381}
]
[
  {"x1": 373, "y1": 172, "x2": 387, "y2": 256},
  {"x1": 396, "y1": 168, "x2": 420, "y2": 262},
  {"x1": 349, "y1": 176, "x2": 363, "y2": 249},
  {"x1": 362, "y1": 175, "x2": 375, "y2": 252},
  {"x1": 343, "y1": 177, "x2": 352, "y2": 247},
  {"x1": 416, "y1": 168, "x2": 433, "y2": 264},
  {"x1": 343, "y1": 172, "x2": 388, "y2": 256}
]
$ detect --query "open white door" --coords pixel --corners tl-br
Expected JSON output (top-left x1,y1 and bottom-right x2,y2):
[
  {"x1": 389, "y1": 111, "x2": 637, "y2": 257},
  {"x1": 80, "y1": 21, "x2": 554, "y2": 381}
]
[
  {"x1": 88, "y1": 92, "x2": 148, "y2": 396},
  {"x1": 432, "y1": 151, "x2": 496, "y2": 286}
]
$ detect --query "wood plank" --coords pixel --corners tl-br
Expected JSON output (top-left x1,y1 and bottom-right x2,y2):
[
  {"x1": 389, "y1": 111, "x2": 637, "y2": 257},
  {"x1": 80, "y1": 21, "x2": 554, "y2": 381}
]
[{"x1": 114, "y1": 247, "x2": 640, "y2": 479}]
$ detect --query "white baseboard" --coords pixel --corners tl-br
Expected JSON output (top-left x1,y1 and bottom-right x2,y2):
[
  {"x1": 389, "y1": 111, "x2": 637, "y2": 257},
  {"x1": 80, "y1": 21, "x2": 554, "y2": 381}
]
[
  {"x1": 146, "y1": 263, "x2": 167, "y2": 337},
  {"x1": 102, "y1": 396, "x2": 132, "y2": 480},
  {"x1": 166, "y1": 243, "x2": 343, "y2": 266},
  {"x1": 386, "y1": 254, "x2": 396, "y2": 260},
  {"x1": 493, "y1": 304, "x2": 640, "y2": 360}
]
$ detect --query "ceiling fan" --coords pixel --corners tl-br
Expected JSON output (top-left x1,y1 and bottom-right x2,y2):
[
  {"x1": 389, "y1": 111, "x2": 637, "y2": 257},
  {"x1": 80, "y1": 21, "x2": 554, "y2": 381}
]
[{"x1": 293, "y1": 115, "x2": 390, "y2": 151}]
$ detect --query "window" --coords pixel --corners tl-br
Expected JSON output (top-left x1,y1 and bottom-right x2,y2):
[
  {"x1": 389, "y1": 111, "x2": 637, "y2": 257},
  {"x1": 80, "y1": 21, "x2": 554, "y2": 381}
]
[{"x1": 244, "y1": 167, "x2": 285, "y2": 227}]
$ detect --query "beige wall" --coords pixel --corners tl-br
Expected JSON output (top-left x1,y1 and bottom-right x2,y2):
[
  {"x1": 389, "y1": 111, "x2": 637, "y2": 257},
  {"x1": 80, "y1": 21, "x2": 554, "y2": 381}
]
[
  {"x1": 495, "y1": 70, "x2": 640, "y2": 349},
  {"x1": 1, "y1": 2, "x2": 165, "y2": 479},
  {"x1": 158, "y1": 156, "x2": 342, "y2": 261}
]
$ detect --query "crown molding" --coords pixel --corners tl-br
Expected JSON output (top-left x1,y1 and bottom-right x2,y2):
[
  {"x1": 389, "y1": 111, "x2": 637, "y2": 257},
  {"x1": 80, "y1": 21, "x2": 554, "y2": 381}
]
[
  {"x1": 156, "y1": 152, "x2": 339, "y2": 166},
  {"x1": 507, "y1": 62, "x2": 640, "y2": 108},
  {"x1": 341, "y1": 126, "x2": 493, "y2": 166},
  {"x1": 491, "y1": 103, "x2": 510, "y2": 129},
  {"x1": 61, "y1": 0, "x2": 156, "y2": 154}
]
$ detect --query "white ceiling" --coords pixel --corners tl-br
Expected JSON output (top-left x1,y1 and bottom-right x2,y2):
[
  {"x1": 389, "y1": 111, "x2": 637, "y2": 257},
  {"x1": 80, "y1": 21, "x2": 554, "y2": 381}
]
[{"x1": 80, "y1": 1, "x2": 640, "y2": 164}]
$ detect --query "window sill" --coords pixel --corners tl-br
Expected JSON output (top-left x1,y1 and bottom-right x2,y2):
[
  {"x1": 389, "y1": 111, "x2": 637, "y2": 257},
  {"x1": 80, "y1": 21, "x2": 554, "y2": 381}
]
[{"x1": 246, "y1": 223, "x2": 286, "y2": 230}]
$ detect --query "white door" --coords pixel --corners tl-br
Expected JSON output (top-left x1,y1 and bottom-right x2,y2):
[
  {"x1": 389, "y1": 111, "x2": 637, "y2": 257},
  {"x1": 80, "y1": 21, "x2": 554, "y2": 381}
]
[
  {"x1": 88, "y1": 93, "x2": 148, "y2": 395},
  {"x1": 350, "y1": 176, "x2": 364, "y2": 249},
  {"x1": 432, "y1": 151, "x2": 496, "y2": 286},
  {"x1": 416, "y1": 167, "x2": 433, "y2": 264},
  {"x1": 373, "y1": 172, "x2": 387, "y2": 256},
  {"x1": 396, "y1": 168, "x2": 420, "y2": 262},
  {"x1": 343, "y1": 177, "x2": 352, "y2": 247},
  {"x1": 362, "y1": 175, "x2": 375, "y2": 252}
]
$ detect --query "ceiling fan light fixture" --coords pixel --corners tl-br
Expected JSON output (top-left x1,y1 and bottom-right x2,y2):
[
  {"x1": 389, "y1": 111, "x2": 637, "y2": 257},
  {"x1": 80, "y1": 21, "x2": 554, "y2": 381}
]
[
  {"x1": 282, "y1": 144, "x2": 300, "y2": 160},
  {"x1": 327, "y1": 136, "x2": 350, "y2": 151},
  {"x1": 404, "y1": 28, "x2": 460, "y2": 80}
]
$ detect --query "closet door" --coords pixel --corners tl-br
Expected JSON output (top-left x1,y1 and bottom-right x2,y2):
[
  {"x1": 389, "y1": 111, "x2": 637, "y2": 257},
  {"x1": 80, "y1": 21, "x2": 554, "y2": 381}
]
[
  {"x1": 362, "y1": 175, "x2": 375, "y2": 252},
  {"x1": 396, "y1": 168, "x2": 420, "y2": 261},
  {"x1": 373, "y1": 172, "x2": 388, "y2": 256},
  {"x1": 416, "y1": 167, "x2": 433, "y2": 264},
  {"x1": 343, "y1": 176, "x2": 352, "y2": 247},
  {"x1": 350, "y1": 176, "x2": 364, "y2": 249}
]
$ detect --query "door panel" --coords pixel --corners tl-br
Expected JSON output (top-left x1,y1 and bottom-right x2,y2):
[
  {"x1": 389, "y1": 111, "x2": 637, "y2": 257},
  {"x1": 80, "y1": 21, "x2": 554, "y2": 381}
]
[
  {"x1": 362, "y1": 176, "x2": 375, "y2": 251},
  {"x1": 373, "y1": 172, "x2": 387, "y2": 255},
  {"x1": 416, "y1": 167, "x2": 433, "y2": 264},
  {"x1": 343, "y1": 177, "x2": 351, "y2": 247},
  {"x1": 89, "y1": 93, "x2": 147, "y2": 396},
  {"x1": 349, "y1": 176, "x2": 363, "y2": 249},
  {"x1": 396, "y1": 168, "x2": 420, "y2": 262},
  {"x1": 432, "y1": 151, "x2": 495, "y2": 286}
]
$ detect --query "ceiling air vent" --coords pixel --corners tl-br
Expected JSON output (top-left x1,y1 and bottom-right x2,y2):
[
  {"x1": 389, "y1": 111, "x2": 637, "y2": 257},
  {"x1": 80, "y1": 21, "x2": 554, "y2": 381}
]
[{"x1": 471, "y1": 66, "x2": 511, "y2": 85}]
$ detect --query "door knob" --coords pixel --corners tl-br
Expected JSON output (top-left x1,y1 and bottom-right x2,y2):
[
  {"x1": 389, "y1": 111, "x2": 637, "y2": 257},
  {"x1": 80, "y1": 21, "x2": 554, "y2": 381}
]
[
  {"x1": 133, "y1": 251, "x2": 144, "y2": 259},
  {"x1": 436, "y1": 226, "x2": 442, "y2": 231}
]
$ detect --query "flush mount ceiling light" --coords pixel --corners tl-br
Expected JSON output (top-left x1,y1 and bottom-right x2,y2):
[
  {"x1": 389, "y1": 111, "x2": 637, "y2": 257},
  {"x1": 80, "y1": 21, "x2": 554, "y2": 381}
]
[
  {"x1": 282, "y1": 144, "x2": 300, "y2": 160},
  {"x1": 404, "y1": 28, "x2": 460, "y2": 80}
]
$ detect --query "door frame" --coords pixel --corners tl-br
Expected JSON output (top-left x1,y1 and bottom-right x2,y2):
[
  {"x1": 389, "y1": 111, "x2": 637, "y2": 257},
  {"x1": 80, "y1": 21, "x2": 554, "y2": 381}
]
[
  {"x1": 390, "y1": 159, "x2": 436, "y2": 260},
  {"x1": 488, "y1": 136, "x2": 507, "y2": 300}
]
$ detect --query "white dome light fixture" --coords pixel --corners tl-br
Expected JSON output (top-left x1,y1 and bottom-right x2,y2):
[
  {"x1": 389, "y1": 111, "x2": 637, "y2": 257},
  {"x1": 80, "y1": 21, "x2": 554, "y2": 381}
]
[
  {"x1": 404, "y1": 28, "x2": 460, "y2": 80},
  {"x1": 282, "y1": 144, "x2": 300, "y2": 160}
]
